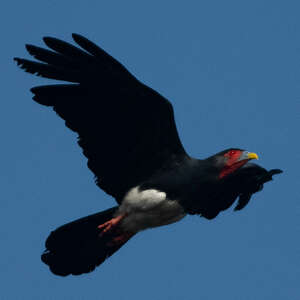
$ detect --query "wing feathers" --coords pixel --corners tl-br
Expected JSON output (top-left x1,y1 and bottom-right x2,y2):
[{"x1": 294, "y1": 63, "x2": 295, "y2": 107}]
[
  {"x1": 71, "y1": 33, "x2": 129, "y2": 72},
  {"x1": 25, "y1": 44, "x2": 76, "y2": 69},
  {"x1": 30, "y1": 84, "x2": 80, "y2": 106},
  {"x1": 15, "y1": 34, "x2": 187, "y2": 200},
  {"x1": 43, "y1": 37, "x2": 93, "y2": 61},
  {"x1": 14, "y1": 58, "x2": 80, "y2": 82},
  {"x1": 72, "y1": 33, "x2": 108, "y2": 57},
  {"x1": 15, "y1": 34, "x2": 135, "y2": 87}
]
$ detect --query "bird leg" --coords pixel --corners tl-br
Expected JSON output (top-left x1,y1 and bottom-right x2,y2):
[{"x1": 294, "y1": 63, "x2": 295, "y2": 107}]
[{"x1": 98, "y1": 214, "x2": 126, "y2": 236}]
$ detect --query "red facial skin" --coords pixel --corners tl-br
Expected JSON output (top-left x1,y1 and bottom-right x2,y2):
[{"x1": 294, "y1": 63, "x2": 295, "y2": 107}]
[{"x1": 219, "y1": 150, "x2": 248, "y2": 179}]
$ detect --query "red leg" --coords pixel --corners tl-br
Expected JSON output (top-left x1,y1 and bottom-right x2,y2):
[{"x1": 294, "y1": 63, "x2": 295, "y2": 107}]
[{"x1": 97, "y1": 214, "x2": 126, "y2": 236}]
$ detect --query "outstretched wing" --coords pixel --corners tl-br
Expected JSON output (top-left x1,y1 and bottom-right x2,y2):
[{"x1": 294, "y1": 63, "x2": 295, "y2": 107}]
[{"x1": 15, "y1": 34, "x2": 187, "y2": 202}]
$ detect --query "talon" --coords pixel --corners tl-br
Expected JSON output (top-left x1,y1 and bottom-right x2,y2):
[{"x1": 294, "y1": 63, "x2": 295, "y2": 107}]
[{"x1": 97, "y1": 214, "x2": 126, "y2": 236}]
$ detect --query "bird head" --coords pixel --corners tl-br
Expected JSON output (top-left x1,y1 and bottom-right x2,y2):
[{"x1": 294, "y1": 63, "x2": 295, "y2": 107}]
[{"x1": 210, "y1": 148, "x2": 259, "y2": 179}]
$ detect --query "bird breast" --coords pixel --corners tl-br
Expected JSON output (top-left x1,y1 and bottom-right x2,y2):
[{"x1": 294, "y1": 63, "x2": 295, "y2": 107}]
[{"x1": 117, "y1": 187, "x2": 186, "y2": 232}]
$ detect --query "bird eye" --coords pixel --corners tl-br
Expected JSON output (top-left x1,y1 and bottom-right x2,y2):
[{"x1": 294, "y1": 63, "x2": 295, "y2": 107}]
[{"x1": 229, "y1": 150, "x2": 236, "y2": 156}]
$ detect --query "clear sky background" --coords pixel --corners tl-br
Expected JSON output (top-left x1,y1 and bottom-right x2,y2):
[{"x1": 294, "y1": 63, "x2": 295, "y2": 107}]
[{"x1": 1, "y1": 0, "x2": 299, "y2": 299}]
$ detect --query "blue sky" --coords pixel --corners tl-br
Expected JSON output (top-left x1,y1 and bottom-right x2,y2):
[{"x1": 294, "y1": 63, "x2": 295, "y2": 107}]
[{"x1": 1, "y1": 0, "x2": 299, "y2": 299}]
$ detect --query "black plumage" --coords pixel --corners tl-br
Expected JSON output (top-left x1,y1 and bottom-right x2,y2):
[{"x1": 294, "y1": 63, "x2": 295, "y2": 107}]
[
  {"x1": 41, "y1": 207, "x2": 119, "y2": 276},
  {"x1": 15, "y1": 34, "x2": 282, "y2": 276},
  {"x1": 15, "y1": 33, "x2": 185, "y2": 201}
]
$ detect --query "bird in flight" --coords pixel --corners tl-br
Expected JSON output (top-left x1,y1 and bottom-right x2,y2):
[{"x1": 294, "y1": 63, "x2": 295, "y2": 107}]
[{"x1": 15, "y1": 34, "x2": 282, "y2": 276}]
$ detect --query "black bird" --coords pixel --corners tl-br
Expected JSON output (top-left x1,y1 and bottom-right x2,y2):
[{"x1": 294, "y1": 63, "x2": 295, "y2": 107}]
[{"x1": 14, "y1": 34, "x2": 282, "y2": 276}]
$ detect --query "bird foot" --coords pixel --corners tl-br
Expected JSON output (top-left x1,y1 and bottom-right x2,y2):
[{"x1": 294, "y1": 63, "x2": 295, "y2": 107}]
[{"x1": 98, "y1": 214, "x2": 126, "y2": 236}]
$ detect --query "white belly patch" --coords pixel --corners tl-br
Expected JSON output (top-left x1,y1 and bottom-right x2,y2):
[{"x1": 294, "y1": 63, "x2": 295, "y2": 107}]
[{"x1": 117, "y1": 187, "x2": 186, "y2": 233}]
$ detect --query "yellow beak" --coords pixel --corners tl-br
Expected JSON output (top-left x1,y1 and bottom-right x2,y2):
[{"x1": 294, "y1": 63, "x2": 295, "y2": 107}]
[{"x1": 247, "y1": 152, "x2": 259, "y2": 160}]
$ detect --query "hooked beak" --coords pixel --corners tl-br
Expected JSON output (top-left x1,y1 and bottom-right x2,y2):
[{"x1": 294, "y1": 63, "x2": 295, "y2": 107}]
[{"x1": 239, "y1": 151, "x2": 259, "y2": 161}]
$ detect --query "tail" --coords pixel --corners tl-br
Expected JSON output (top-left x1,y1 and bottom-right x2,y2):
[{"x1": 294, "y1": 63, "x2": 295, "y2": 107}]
[{"x1": 41, "y1": 207, "x2": 133, "y2": 276}]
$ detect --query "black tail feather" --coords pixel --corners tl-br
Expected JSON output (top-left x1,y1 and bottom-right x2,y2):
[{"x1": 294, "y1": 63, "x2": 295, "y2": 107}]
[{"x1": 41, "y1": 206, "x2": 129, "y2": 276}]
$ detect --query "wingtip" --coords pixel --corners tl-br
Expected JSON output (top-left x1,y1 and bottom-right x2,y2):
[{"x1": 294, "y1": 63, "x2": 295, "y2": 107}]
[
  {"x1": 42, "y1": 36, "x2": 51, "y2": 45},
  {"x1": 43, "y1": 36, "x2": 58, "y2": 48},
  {"x1": 14, "y1": 57, "x2": 22, "y2": 65},
  {"x1": 72, "y1": 33, "x2": 85, "y2": 43},
  {"x1": 25, "y1": 44, "x2": 35, "y2": 55},
  {"x1": 30, "y1": 86, "x2": 36, "y2": 94},
  {"x1": 72, "y1": 33, "x2": 80, "y2": 38}
]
